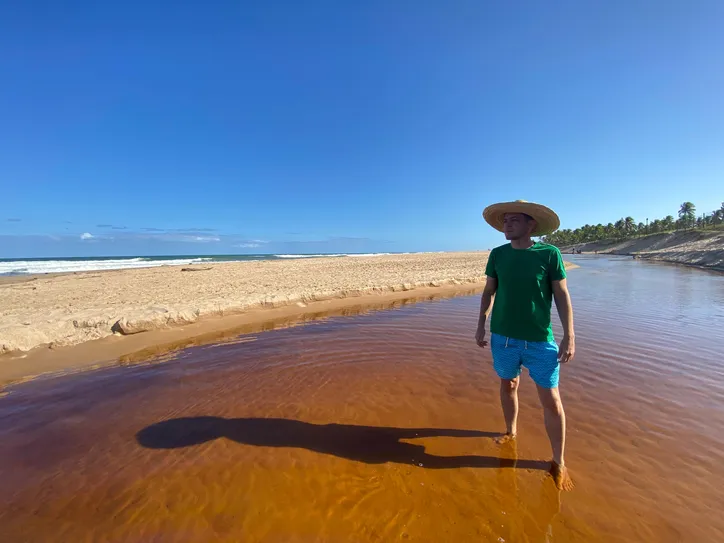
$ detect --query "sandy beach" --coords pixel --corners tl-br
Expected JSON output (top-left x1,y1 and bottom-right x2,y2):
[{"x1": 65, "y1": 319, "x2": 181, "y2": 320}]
[{"x1": 0, "y1": 252, "x2": 490, "y2": 358}]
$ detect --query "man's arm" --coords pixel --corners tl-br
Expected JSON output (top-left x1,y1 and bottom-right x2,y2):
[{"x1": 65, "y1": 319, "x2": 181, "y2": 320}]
[
  {"x1": 552, "y1": 278, "x2": 575, "y2": 362},
  {"x1": 475, "y1": 277, "x2": 497, "y2": 347}
]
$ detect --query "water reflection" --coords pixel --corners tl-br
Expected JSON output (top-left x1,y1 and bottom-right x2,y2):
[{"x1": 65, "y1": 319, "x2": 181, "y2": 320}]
[
  {"x1": 1, "y1": 257, "x2": 724, "y2": 542},
  {"x1": 118, "y1": 287, "x2": 483, "y2": 365}
]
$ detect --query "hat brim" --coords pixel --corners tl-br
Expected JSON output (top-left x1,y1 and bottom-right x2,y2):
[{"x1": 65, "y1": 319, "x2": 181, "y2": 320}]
[{"x1": 483, "y1": 201, "x2": 560, "y2": 236}]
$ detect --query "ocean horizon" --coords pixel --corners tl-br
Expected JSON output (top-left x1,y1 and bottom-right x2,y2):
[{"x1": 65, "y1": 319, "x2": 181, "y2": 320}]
[{"x1": 0, "y1": 253, "x2": 409, "y2": 276}]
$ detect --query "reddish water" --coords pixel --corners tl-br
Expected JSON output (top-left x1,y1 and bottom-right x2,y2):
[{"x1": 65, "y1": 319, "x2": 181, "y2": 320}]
[{"x1": 1, "y1": 257, "x2": 723, "y2": 542}]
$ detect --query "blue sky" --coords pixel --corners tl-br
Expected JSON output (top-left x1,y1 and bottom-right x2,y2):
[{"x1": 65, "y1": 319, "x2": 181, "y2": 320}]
[{"x1": 1, "y1": 1, "x2": 723, "y2": 258}]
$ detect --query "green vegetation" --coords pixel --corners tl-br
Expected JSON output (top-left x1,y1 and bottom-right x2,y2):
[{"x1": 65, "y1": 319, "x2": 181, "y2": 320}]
[{"x1": 543, "y1": 201, "x2": 724, "y2": 247}]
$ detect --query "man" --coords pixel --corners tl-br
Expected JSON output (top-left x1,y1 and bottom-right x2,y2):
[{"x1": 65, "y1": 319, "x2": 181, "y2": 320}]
[{"x1": 475, "y1": 200, "x2": 575, "y2": 491}]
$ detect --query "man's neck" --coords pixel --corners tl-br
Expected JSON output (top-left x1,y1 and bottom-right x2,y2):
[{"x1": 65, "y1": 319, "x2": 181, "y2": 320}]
[{"x1": 510, "y1": 237, "x2": 535, "y2": 250}]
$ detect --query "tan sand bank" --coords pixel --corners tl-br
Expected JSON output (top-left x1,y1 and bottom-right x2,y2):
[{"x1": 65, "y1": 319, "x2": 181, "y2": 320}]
[
  {"x1": 0, "y1": 252, "x2": 491, "y2": 356},
  {"x1": 562, "y1": 229, "x2": 724, "y2": 271}
]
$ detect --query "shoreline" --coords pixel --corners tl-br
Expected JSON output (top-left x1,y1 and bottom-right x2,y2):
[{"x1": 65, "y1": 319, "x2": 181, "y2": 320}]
[
  {"x1": 0, "y1": 283, "x2": 485, "y2": 389},
  {"x1": 560, "y1": 229, "x2": 724, "y2": 271},
  {"x1": 630, "y1": 251, "x2": 724, "y2": 272},
  {"x1": 1, "y1": 252, "x2": 492, "y2": 355},
  {"x1": 0, "y1": 252, "x2": 579, "y2": 387},
  {"x1": 578, "y1": 252, "x2": 724, "y2": 273},
  {"x1": 2, "y1": 257, "x2": 720, "y2": 543},
  {"x1": 1, "y1": 252, "x2": 494, "y2": 385}
]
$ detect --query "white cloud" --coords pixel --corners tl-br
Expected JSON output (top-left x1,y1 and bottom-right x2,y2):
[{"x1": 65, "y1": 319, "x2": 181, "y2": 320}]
[
  {"x1": 112, "y1": 232, "x2": 221, "y2": 243},
  {"x1": 80, "y1": 232, "x2": 94, "y2": 240},
  {"x1": 190, "y1": 235, "x2": 220, "y2": 242},
  {"x1": 235, "y1": 243, "x2": 261, "y2": 248}
]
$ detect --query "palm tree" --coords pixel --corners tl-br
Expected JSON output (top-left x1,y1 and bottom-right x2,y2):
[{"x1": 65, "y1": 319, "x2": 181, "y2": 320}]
[
  {"x1": 614, "y1": 219, "x2": 625, "y2": 239},
  {"x1": 581, "y1": 224, "x2": 594, "y2": 242},
  {"x1": 541, "y1": 202, "x2": 721, "y2": 248},
  {"x1": 605, "y1": 223, "x2": 615, "y2": 239},
  {"x1": 713, "y1": 209, "x2": 724, "y2": 225},
  {"x1": 662, "y1": 215, "x2": 675, "y2": 231},
  {"x1": 679, "y1": 202, "x2": 696, "y2": 229},
  {"x1": 594, "y1": 224, "x2": 605, "y2": 239}
]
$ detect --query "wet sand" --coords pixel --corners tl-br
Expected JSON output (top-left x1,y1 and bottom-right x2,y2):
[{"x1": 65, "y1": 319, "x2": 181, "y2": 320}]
[{"x1": 1, "y1": 257, "x2": 723, "y2": 542}]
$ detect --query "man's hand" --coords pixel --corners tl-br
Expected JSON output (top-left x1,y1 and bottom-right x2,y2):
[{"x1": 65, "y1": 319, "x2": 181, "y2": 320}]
[
  {"x1": 552, "y1": 279, "x2": 575, "y2": 364},
  {"x1": 558, "y1": 335, "x2": 575, "y2": 363},
  {"x1": 475, "y1": 326, "x2": 488, "y2": 348},
  {"x1": 476, "y1": 278, "x2": 496, "y2": 349}
]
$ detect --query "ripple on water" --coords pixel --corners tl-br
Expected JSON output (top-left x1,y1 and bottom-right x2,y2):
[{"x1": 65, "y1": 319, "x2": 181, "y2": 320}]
[{"x1": 1, "y1": 258, "x2": 724, "y2": 542}]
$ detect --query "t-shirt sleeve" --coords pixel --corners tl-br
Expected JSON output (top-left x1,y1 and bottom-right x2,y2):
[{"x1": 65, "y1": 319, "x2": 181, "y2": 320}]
[
  {"x1": 485, "y1": 249, "x2": 497, "y2": 279},
  {"x1": 549, "y1": 247, "x2": 567, "y2": 282}
]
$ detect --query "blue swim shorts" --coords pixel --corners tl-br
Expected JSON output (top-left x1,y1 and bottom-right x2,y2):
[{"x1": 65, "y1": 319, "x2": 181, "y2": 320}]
[{"x1": 490, "y1": 333, "x2": 560, "y2": 388}]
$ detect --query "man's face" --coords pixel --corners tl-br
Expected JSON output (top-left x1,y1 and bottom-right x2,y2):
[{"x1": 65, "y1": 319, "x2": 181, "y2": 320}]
[{"x1": 503, "y1": 213, "x2": 535, "y2": 240}]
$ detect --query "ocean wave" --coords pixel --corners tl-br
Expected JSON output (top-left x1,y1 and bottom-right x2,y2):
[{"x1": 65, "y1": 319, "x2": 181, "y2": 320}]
[
  {"x1": 0, "y1": 257, "x2": 214, "y2": 276},
  {"x1": 0, "y1": 253, "x2": 408, "y2": 275}
]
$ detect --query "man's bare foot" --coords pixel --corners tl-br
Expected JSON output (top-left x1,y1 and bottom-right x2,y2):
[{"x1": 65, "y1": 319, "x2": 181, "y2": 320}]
[
  {"x1": 550, "y1": 462, "x2": 574, "y2": 491},
  {"x1": 494, "y1": 432, "x2": 517, "y2": 445}
]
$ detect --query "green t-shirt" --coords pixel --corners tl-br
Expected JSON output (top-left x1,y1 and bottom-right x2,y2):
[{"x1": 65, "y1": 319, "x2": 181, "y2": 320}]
[{"x1": 485, "y1": 242, "x2": 567, "y2": 342}]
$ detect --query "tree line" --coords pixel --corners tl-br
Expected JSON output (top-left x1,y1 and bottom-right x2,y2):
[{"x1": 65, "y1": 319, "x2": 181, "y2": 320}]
[{"x1": 542, "y1": 201, "x2": 724, "y2": 247}]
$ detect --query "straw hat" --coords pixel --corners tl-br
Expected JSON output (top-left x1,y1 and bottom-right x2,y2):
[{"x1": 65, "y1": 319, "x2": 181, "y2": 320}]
[{"x1": 482, "y1": 200, "x2": 560, "y2": 236}]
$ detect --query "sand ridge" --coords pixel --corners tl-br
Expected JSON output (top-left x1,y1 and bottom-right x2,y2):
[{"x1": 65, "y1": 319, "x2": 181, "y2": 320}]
[{"x1": 0, "y1": 252, "x2": 491, "y2": 354}]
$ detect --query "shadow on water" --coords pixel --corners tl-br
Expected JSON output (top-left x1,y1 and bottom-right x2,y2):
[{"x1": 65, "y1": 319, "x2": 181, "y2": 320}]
[{"x1": 136, "y1": 417, "x2": 550, "y2": 471}]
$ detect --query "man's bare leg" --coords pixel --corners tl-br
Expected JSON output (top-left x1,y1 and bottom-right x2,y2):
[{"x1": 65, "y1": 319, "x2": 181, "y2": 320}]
[
  {"x1": 536, "y1": 385, "x2": 574, "y2": 491},
  {"x1": 495, "y1": 377, "x2": 519, "y2": 444}
]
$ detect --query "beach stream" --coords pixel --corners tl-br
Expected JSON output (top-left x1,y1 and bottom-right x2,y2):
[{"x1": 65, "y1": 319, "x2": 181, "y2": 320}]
[{"x1": 1, "y1": 256, "x2": 723, "y2": 542}]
